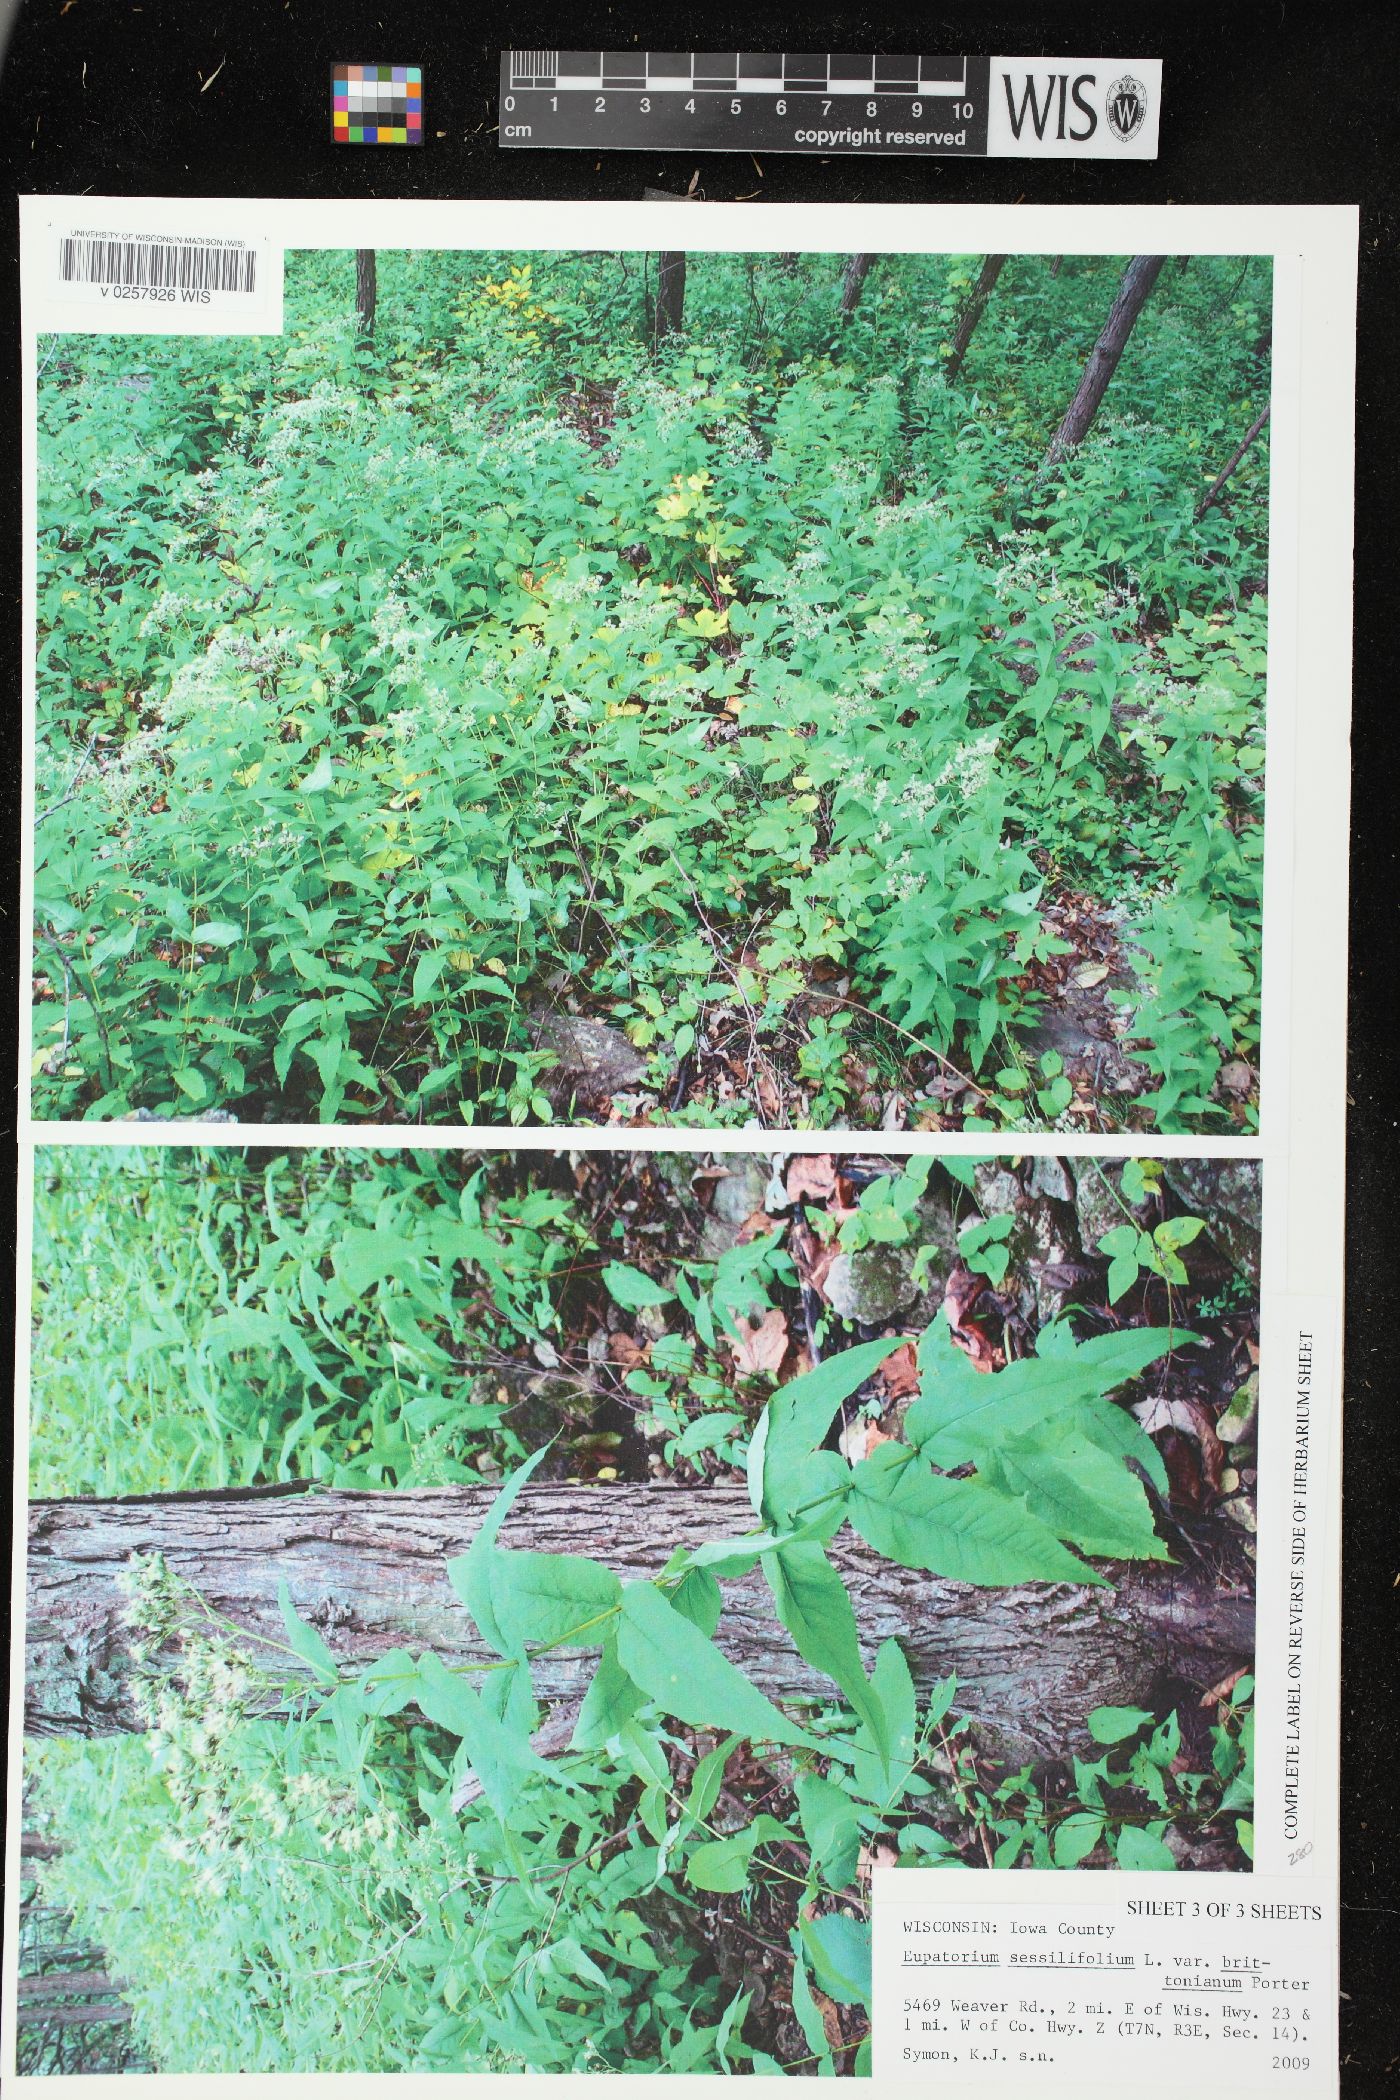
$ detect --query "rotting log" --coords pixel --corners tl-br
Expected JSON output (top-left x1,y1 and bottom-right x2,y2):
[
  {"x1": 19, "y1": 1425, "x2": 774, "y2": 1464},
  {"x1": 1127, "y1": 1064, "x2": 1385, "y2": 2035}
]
[{"x1": 26, "y1": 1485, "x2": 1253, "y2": 1760}]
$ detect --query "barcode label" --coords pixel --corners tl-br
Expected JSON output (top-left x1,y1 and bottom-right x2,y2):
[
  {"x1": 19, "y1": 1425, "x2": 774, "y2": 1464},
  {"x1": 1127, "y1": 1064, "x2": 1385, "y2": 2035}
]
[{"x1": 58, "y1": 236, "x2": 258, "y2": 294}]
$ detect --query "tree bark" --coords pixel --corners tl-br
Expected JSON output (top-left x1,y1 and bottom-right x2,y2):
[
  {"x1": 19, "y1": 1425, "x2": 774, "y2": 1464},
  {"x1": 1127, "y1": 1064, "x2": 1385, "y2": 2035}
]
[
  {"x1": 946, "y1": 255, "x2": 1008, "y2": 382},
  {"x1": 355, "y1": 249, "x2": 377, "y2": 336},
  {"x1": 18, "y1": 1971, "x2": 121, "y2": 2004},
  {"x1": 838, "y1": 252, "x2": 875, "y2": 317},
  {"x1": 16, "y1": 2000, "x2": 131, "y2": 2031},
  {"x1": 1041, "y1": 254, "x2": 1167, "y2": 469},
  {"x1": 1194, "y1": 403, "x2": 1271, "y2": 520},
  {"x1": 654, "y1": 251, "x2": 686, "y2": 339},
  {"x1": 27, "y1": 1485, "x2": 1253, "y2": 1761}
]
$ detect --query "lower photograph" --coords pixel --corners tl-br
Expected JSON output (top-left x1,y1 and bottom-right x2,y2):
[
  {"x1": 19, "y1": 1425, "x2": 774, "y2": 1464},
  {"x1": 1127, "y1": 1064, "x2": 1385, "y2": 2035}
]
[{"x1": 19, "y1": 1144, "x2": 1258, "y2": 2077}]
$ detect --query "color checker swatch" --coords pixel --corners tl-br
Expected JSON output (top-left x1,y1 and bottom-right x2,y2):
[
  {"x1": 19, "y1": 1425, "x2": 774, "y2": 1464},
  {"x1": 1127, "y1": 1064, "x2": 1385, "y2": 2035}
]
[{"x1": 332, "y1": 64, "x2": 423, "y2": 145}]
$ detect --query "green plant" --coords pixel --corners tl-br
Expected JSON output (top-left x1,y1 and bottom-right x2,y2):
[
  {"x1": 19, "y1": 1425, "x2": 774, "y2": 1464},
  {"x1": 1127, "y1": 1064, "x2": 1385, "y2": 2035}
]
[{"x1": 32, "y1": 250, "x2": 1268, "y2": 1132}]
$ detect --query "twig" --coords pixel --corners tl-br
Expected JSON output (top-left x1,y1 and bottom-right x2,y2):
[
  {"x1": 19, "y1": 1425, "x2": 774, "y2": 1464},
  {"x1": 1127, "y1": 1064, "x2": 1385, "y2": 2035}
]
[
  {"x1": 35, "y1": 733, "x2": 99, "y2": 825},
  {"x1": 1194, "y1": 404, "x2": 1271, "y2": 522}
]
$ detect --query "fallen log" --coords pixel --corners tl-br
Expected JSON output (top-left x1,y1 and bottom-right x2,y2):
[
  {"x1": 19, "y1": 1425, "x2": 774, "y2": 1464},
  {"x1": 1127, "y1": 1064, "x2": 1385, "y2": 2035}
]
[{"x1": 26, "y1": 1484, "x2": 1253, "y2": 1760}]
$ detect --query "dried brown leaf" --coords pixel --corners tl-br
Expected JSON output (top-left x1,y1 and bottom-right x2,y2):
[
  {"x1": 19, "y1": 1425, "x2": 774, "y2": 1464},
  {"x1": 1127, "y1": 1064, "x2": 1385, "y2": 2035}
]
[
  {"x1": 785, "y1": 1155, "x2": 838, "y2": 1202},
  {"x1": 730, "y1": 1308, "x2": 789, "y2": 1377}
]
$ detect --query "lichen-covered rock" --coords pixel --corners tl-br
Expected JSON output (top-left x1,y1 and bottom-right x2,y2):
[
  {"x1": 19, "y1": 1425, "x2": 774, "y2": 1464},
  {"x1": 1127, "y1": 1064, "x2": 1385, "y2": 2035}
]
[
  {"x1": 823, "y1": 1244, "x2": 924, "y2": 1326},
  {"x1": 698, "y1": 1157, "x2": 775, "y2": 1258},
  {"x1": 532, "y1": 1010, "x2": 648, "y2": 1107},
  {"x1": 1217, "y1": 1371, "x2": 1259, "y2": 1446},
  {"x1": 1070, "y1": 1159, "x2": 1148, "y2": 1258},
  {"x1": 1162, "y1": 1160, "x2": 1262, "y2": 1283}
]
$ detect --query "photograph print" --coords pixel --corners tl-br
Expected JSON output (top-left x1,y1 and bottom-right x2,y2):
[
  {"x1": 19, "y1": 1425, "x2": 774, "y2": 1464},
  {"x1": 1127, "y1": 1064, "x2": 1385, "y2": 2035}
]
[{"x1": 30, "y1": 245, "x2": 1270, "y2": 1131}]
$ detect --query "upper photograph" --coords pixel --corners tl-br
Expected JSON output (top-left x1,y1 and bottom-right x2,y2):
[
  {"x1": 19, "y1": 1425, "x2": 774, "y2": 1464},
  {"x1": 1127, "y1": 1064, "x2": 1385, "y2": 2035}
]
[{"x1": 29, "y1": 245, "x2": 1270, "y2": 1130}]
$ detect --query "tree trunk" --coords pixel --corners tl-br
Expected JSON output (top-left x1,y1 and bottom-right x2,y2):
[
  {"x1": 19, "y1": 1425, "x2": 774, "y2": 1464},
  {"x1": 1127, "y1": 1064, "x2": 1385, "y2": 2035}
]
[
  {"x1": 1194, "y1": 403, "x2": 1271, "y2": 521},
  {"x1": 1042, "y1": 254, "x2": 1167, "y2": 469},
  {"x1": 18, "y1": 1971, "x2": 122, "y2": 2004},
  {"x1": 838, "y1": 252, "x2": 875, "y2": 317},
  {"x1": 946, "y1": 255, "x2": 1008, "y2": 382},
  {"x1": 654, "y1": 251, "x2": 686, "y2": 339},
  {"x1": 27, "y1": 1485, "x2": 1252, "y2": 1762},
  {"x1": 16, "y1": 2000, "x2": 131, "y2": 2031},
  {"x1": 355, "y1": 249, "x2": 377, "y2": 336}
]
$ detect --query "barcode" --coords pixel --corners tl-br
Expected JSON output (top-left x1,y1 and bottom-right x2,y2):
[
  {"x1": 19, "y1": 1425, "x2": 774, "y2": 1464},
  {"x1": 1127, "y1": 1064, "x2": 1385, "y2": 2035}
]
[{"x1": 58, "y1": 237, "x2": 257, "y2": 294}]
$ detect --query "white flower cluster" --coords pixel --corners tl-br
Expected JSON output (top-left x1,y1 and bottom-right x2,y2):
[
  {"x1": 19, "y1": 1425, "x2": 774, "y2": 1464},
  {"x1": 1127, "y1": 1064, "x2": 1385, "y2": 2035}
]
[
  {"x1": 229, "y1": 821, "x2": 302, "y2": 865},
  {"x1": 935, "y1": 732, "x2": 1000, "y2": 802},
  {"x1": 160, "y1": 626, "x2": 300, "y2": 730},
  {"x1": 259, "y1": 382, "x2": 364, "y2": 470}
]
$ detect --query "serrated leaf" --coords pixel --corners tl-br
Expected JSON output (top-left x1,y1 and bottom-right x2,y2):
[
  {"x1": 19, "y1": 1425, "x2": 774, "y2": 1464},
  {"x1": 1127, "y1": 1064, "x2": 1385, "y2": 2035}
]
[
  {"x1": 445, "y1": 1444, "x2": 552, "y2": 1655},
  {"x1": 616, "y1": 1581, "x2": 815, "y2": 1748},
  {"x1": 846, "y1": 1444, "x2": 1103, "y2": 1586},
  {"x1": 762, "y1": 1540, "x2": 889, "y2": 1768},
  {"x1": 490, "y1": 1549, "x2": 621, "y2": 1652},
  {"x1": 761, "y1": 1338, "x2": 903, "y2": 1526},
  {"x1": 798, "y1": 1912, "x2": 871, "y2": 2008}
]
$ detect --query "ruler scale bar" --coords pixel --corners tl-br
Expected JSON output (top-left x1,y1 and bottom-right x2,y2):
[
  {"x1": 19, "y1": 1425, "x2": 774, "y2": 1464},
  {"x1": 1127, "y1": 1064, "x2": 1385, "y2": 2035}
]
[
  {"x1": 498, "y1": 53, "x2": 1161, "y2": 158},
  {"x1": 509, "y1": 51, "x2": 968, "y2": 96}
]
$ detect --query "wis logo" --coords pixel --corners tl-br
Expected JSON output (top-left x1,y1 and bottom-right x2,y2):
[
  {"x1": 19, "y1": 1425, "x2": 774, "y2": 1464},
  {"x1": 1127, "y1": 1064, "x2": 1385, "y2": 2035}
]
[{"x1": 1003, "y1": 68, "x2": 1150, "y2": 145}]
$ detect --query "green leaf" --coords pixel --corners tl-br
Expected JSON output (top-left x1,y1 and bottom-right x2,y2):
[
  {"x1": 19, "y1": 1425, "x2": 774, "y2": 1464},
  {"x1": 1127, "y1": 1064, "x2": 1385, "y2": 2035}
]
[
  {"x1": 1087, "y1": 1704, "x2": 1155, "y2": 1744},
  {"x1": 908, "y1": 1318, "x2": 1186, "y2": 1470},
  {"x1": 761, "y1": 1338, "x2": 904, "y2": 1525},
  {"x1": 276, "y1": 1579, "x2": 338, "y2": 1683},
  {"x1": 192, "y1": 919, "x2": 243, "y2": 948},
  {"x1": 762, "y1": 1541, "x2": 889, "y2": 1769},
  {"x1": 1052, "y1": 1812, "x2": 1104, "y2": 1866},
  {"x1": 795, "y1": 1773, "x2": 865, "y2": 1885},
  {"x1": 299, "y1": 752, "x2": 335, "y2": 792},
  {"x1": 986, "y1": 1432, "x2": 1168, "y2": 1562},
  {"x1": 686, "y1": 1815, "x2": 789, "y2": 1893},
  {"x1": 616, "y1": 1581, "x2": 815, "y2": 1748},
  {"x1": 445, "y1": 1444, "x2": 552, "y2": 1656},
  {"x1": 788, "y1": 1940, "x2": 835, "y2": 2073},
  {"x1": 490, "y1": 1549, "x2": 621, "y2": 1652},
  {"x1": 684, "y1": 1733, "x2": 741, "y2": 1828},
  {"x1": 601, "y1": 1260, "x2": 674, "y2": 1311},
  {"x1": 798, "y1": 1913, "x2": 871, "y2": 2008},
  {"x1": 411, "y1": 948, "x2": 449, "y2": 1005},
  {"x1": 846, "y1": 1444, "x2": 1103, "y2": 1586},
  {"x1": 413, "y1": 1650, "x2": 553, "y2": 1818},
  {"x1": 356, "y1": 1648, "x2": 420, "y2": 1717},
  {"x1": 1114, "y1": 1823, "x2": 1176, "y2": 1870},
  {"x1": 331, "y1": 1226, "x2": 429, "y2": 1296},
  {"x1": 570, "y1": 1632, "x2": 641, "y2": 1749}
]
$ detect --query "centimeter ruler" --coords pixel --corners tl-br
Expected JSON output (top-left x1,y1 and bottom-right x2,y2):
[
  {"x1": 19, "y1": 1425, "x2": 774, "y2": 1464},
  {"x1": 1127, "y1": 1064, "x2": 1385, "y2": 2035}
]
[{"x1": 497, "y1": 52, "x2": 1161, "y2": 158}]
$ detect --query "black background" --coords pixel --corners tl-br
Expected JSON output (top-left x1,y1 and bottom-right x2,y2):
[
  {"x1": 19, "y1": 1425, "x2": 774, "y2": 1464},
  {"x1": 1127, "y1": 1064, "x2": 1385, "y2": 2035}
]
[{"x1": 1, "y1": 4, "x2": 1396, "y2": 2087}]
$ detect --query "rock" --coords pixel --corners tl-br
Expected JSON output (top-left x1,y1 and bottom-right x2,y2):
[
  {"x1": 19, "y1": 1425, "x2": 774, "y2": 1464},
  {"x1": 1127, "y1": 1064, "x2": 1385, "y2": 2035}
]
[
  {"x1": 1161, "y1": 1161, "x2": 1261, "y2": 1283},
  {"x1": 974, "y1": 1163, "x2": 1084, "y2": 1325},
  {"x1": 532, "y1": 1010, "x2": 648, "y2": 1108},
  {"x1": 823, "y1": 1244, "x2": 924, "y2": 1326},
  {"x1": 1027, "y1": 1156, "x2": 1075, "y2": 1204},
  {"x1": 1216, "y1": 1371, "x2": 1259, "y2": 1446},
  {"x1": 698, "y1": 1157, "x2": 775, "y2": 1258},
  {"x1": 1070, "y1": 1160, "x2": 1148, "y2": 1258}
]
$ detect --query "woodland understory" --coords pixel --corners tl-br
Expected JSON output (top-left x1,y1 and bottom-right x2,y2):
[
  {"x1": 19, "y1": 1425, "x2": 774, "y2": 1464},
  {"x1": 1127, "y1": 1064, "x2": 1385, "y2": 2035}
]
[
  {"x1": 23, "y1": 1146, "x2": 1258, "y2": 2074},
  {"x1": 32, "y1": 249, "x2": 1269, "y2": 1132}
]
